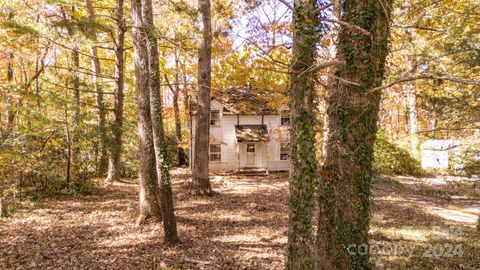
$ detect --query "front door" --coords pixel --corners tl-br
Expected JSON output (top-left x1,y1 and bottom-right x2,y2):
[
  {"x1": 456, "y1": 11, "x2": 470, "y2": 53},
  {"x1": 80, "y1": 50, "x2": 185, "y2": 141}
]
[{"x1": 246, "y1": 143, "x2": 256, "y2": 166}]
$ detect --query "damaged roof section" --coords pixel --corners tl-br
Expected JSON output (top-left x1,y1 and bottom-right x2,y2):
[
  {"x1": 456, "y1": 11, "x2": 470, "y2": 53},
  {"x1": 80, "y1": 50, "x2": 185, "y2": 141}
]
[
  {"x1": 216, "y1": 86, "x2": 286, "y2": 115},
  {"x1": 190, "y1": 86, "x2": 287, "y2": 115},
  {"x1": 235, "y1": 125, "x2": 269, "y2": 142}
]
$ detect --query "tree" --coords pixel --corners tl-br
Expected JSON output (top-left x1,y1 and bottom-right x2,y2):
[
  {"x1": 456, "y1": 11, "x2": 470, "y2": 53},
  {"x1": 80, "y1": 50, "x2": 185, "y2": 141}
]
[
  {"x1": 477, "y1": 213, "x2": 480, "y2": 231},
  {"x1": 191, "y1": 0, "x2": 213, "y2": 195},
  {"x1": 285, "y1": 0, "x2": 320, "y2": 269},
  {"x1": 316, "y1": 0, "x2": 394, "y2": 269},
  {"x1": 164, "y1": 49, "x2": 187, "y2": 166},
  {"x1": 86, "y1": 0, "x2": 109, "y2": 176},
  {"x1": 106, "y1": 0, "x2": 126, "y2": 183},
  {"x1": 131, "y1": 0, "x2": 163, "y2": 224},
  {"x1": 142, "y1": 0, "x2": 180, "y2": 244}
]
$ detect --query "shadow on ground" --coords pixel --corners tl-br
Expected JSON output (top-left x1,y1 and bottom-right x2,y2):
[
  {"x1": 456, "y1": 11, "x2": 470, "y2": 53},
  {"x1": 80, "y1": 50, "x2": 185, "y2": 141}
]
[{"x1": 1, "y1": 171, "x2": 478, "y2": 269}]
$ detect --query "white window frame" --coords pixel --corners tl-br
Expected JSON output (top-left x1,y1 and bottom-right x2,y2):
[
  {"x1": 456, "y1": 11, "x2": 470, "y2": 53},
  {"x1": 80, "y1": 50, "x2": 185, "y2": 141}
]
[
  {"x1": 210, "y1": 110, "x2": 221, "y2": 126},
  {"x1": 209, "y1": 144, "x2": 222, "y2": 162}
]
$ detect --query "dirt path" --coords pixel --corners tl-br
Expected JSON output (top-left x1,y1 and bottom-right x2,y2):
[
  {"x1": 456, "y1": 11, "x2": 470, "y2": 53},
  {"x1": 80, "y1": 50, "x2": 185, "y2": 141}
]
[{"x1": 1, "y1": 171, "x2": 479, "y2": 269}]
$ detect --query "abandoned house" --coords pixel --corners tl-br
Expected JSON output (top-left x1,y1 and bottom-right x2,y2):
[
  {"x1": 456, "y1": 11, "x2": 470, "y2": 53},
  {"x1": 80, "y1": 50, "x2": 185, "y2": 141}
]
[{"x1": 190, "y1": 87, "x2": 291, "y2": 172}]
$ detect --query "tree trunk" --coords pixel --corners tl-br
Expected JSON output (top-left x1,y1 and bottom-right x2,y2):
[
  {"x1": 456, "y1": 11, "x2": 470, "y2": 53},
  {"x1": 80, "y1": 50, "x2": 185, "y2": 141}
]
[
  {"x1": 107, "y1": 0, "x2": 126, "y2": 183},
  {"x1": 477, "y1": 213, "x2": 480, "y2": 231},
  {"x1": 0, "y1": 197, "x2": 8, "y2": 218},
  {"x1": 406, "y1": 52, "x2": 419, "y2": 158},
  {"x1": 286, "y1": 1, "x2": 320, "y2": 269},
  {"x1": 321, "y1": 0, "x2": 340, "y2": 162},
  {"x1": 71, "y1": 46, "x2": 81, "y2": 180},
  {"x1": 192, "y1": 0, "x2": 212, "y2": 195},
  {"x1": 86, "y1": 0, "x2": 108, "y2": 176},
  {"x1": 5, "y1": 51, "x2": 15, "y2": 138},
  {"x1": 65, "y1": 98, "x2": 72, "y2": 190},
  {"x1": 316, "y1": 0, "x2": 393, "y2": 269},
  {"x1": 131, "y1": 0, "x2": 162, "y2": 224},
  {"x1": 142, "y1": 0, "x2": 179, "y2": 244},
  {"x1": 174, "y1": 51, "x2": 187, "y2": 166}
]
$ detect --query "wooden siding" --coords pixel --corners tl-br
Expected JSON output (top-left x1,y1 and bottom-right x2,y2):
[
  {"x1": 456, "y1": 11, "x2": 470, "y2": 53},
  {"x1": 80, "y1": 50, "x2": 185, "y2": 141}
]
[{"x1": 191, "y1": 100, "x2": 291, "y2": 171}]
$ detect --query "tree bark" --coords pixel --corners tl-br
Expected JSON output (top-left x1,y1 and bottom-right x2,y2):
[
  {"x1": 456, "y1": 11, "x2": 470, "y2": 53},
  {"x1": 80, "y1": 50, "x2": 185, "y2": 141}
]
[
  {"x1": 142, "y1": 0, "x2": 179, "y2": 244},
  {"x1": 164, "y1": 52, "x2": 187, "y2": 167},
  {"x1": 286, "y1": 1, "x2": 320, "y2": 269},
  {"x1": 477, "y1": 213, "x2": 480, "y2": 231},
  {"x1": 192, "y1": 0, "x2": 212, "y2": 195},
  {"x1": 86, "y1": 0, "x2": 108, "y2": 176},
  {"x1": 131, "y1": 0, "x2": 162, "y2": 224},
  {"x1": 316, "y1": 0, "x2": 393, "y2": 269},
  {"x1": 406, "y1": 48, "x2": 419, "y2": 158},
  {"x1": 71, "y1": 46, "x2": 81, "y2": 177},
  {"x1": 5, "y1": 51, "x2": 15, "y2": 138},
  {"x1": 106, "y1": 0, "x2": 126, "y2": 183},
  {"x1": 321, "y1": 0, "x2": 340, "y2": 162},
  {"x1": 0, "y1": 197, "x2": 8, "y2": 218}
]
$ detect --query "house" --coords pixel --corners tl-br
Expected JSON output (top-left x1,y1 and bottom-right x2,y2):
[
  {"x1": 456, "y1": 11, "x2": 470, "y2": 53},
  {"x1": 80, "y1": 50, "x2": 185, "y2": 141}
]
[
  {"x1": 421, "y1": 140, "x2": 461, "y2": 169},
  {"x1": 190, "y1": 87, "x2": 291, "y2": 172}
]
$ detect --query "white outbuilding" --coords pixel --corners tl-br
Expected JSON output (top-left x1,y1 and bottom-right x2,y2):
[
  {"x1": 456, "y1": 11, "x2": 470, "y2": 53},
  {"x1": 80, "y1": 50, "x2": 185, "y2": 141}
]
[{"x1": 421, "y1": 140, "x2": 461, "y2": 169}]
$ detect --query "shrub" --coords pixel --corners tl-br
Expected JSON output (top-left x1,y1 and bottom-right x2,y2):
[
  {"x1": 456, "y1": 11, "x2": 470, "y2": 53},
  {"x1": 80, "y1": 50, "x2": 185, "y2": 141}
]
[{"x1": 373, "y1": 131, "x2": 424, "y2": 176}]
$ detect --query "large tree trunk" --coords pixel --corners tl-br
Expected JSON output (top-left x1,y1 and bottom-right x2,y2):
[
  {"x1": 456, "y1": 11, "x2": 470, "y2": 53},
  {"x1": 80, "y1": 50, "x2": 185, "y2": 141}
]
[
  {"x1": 86, "y1": 0, "x2": 108, "y2": 176},
  {"x1": 192, "y1": 0, "x2": 212, "y2": 195},
  {"x1": 142, "y1": 0, "x2": 179, "y2": 244},
  {"x1": 131, "y1": 0, "x2": 162, "y2": 224},
  {"x1": 286, "y1": 1, "x2": 320, "y2": 269},
  {"x1": 316, "y1": 0, "x2": 393, "y2": 269},
  {"x1": 106, "y1": 0, "x2": 126, "y2": 183}
]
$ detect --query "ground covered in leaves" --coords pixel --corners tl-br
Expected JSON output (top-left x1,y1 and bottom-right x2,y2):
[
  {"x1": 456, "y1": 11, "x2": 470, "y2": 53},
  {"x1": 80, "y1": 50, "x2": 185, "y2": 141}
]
[{"x1": 1, "y1": 169, "x2": 479, "y2": 269}]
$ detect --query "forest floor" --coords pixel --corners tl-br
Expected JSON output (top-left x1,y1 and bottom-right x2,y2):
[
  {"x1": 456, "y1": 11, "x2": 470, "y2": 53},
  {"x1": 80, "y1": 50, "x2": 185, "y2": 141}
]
[{"x1": 1, "y1": 169, "x2": 479, "y2": 270}]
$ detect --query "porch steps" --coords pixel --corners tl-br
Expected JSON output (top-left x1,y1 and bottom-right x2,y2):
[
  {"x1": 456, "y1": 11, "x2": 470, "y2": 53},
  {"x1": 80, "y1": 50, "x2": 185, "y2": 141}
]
[{"x1": 237, "y1": 168, "x2": 269, "y2": 176}]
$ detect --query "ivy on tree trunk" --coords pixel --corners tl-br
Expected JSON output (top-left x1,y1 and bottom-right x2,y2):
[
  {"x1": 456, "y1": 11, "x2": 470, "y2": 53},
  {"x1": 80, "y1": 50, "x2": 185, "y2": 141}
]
[
  {"x1": 142, "y1": 0, "x2": 180, "y2": 244},
  {"x1": 316, "y1": 0, "x2": 394, "y2": 269},
  {"x1": 286, "y1": 0, "x2": 320, "y2": 269},
  {"x1": 131, "y1": 0, "x2": 162, "y2": 224}
]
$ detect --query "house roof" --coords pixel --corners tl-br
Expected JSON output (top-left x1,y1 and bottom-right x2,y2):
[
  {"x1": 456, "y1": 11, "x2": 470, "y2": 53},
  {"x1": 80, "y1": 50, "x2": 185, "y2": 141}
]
[
  {"x1": 421, "y1": 140, "x2": 461, "y2": 151},
  {"x1": 215, "y1": 86, "x2": 286, "y2": 115},
  {"x1": 235, "y1": 125, "x2": 269, "y2": 142}
]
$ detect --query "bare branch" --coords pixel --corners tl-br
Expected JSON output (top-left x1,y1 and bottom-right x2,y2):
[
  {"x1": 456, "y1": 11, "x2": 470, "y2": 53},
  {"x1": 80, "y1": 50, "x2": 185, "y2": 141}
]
[
  {"x1": 319, "y1": 18, "x2": 371, "y2": 36},
  {"x1": 314, "y1": 3, "x2": 333, "y2": 15},
  {"x1": 368, "y1": 75, "x2": 480, "y2": 94},
  {"x1": 277, "y1": 0, "x2": 294, "y2": 11},
  {"x1": 328, "y1": 74, "x2": 361, "y2": 86}
]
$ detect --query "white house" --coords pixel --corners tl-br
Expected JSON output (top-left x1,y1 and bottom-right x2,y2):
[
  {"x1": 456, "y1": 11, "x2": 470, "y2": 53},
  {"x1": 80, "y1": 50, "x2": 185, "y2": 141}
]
[{"x1": 190, "y1": 88, "x2": 291, "y2": 172}]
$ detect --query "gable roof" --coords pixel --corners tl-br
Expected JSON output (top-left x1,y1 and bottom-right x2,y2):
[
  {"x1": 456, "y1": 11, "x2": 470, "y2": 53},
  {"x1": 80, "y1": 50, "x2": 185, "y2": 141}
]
[
  {"x1": 215, "y1": 86, "x2": 286, "y2": 115},
  {"x1": 235, "y1": 125, "x2": 269, "y2": 142}
]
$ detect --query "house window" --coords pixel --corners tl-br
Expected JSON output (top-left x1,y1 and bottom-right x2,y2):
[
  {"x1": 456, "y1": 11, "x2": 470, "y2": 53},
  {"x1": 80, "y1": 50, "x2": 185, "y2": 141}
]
[
  {"x1": 209, "y1": 144, "x2": 221, "y2": 162},
  {"x1": 211, "y1": 110, "x2": 220, "y2": 126},
  {"x1": 280, "y1": 143, "x2": 290, "y2": 160},
  {"x1": 281, "y1": 111, "x2": 290, "y2": 126}
]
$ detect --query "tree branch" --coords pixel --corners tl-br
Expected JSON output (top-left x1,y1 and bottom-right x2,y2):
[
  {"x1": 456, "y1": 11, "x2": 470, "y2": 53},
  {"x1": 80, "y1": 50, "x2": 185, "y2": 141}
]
[
  {"x1": 277, "y1": 0, "x2": 294, "y2": 11},
  {"x1": 319, "y1": 18, "x2": 371, "y2": 36},
  {"x1": 368, "y1": 74, "x2": 480, "y2": 94}
]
